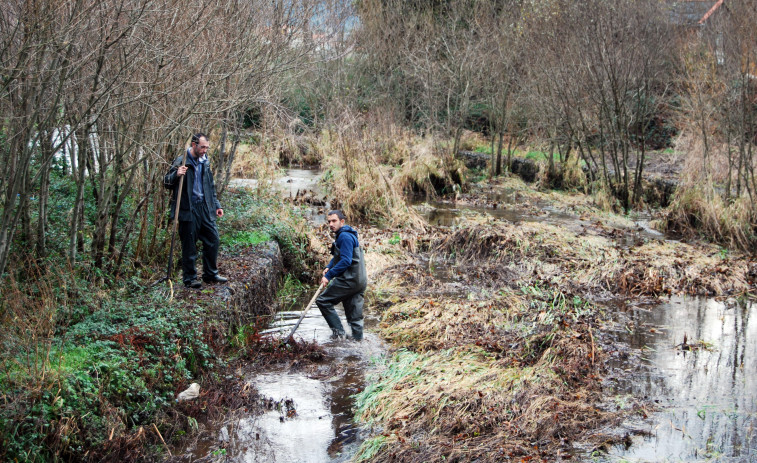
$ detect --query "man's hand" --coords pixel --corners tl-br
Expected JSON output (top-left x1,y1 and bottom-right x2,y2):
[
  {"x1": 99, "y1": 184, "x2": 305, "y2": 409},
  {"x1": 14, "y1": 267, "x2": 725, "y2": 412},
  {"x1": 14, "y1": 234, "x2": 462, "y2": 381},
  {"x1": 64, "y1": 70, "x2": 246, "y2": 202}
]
[
  {"x1": 177, "y1": 165, "x2": 188, "y2": 177},
  {"x1": 321, "y1": 268, "x2": 329, "y2": 286},
  {"x1": 216, "y1": 209, "x2": 224, "y2": 218}
]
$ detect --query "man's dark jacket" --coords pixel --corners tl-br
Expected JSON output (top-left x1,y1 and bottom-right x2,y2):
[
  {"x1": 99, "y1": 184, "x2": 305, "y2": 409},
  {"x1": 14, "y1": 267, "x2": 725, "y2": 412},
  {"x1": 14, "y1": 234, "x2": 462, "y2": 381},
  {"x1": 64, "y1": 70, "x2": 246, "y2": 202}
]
[
  {"x1": 326, "y1": 225, "x2": 367, "y2": 291},
  {"x1": 163, "y1": 151, "x2": 222, "y2": 221}
]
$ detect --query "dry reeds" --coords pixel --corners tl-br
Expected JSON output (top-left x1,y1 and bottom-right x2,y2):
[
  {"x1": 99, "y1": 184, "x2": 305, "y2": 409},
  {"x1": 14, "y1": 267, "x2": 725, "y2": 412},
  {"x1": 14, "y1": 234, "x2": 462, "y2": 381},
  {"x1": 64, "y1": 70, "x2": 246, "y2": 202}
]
[
  {"x1": 355, "y1": 290, "x2": 620, "y2": 462},
  {"x1": 430, "y1": 218, "x2": 754, "y2": 298},
  {"x1": 664, "y1": 183, "x2": 756, "y2": 252},
  {"x1": 228, "y1": 139, "x2": 285, "y2": 198},
  {"x1": 432, "y1": 220, "x2": 622, "y2": 295},
  {"x1": 620, "y1": 239, "x2": 752, "y2": 297},
  {"x1": 392, "y1": 137, "x2": 466, "y2": 198},
  {"x1": 316, "y1": 129, "x2": 427, "y2": 229},
  {"x1": 662, "y1": 130, "x2": 757, "y2": 252}
]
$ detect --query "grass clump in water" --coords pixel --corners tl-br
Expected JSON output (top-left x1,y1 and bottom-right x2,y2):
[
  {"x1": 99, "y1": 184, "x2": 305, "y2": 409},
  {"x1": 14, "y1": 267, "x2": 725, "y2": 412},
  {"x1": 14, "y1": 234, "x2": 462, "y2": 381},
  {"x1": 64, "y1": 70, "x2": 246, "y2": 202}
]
[
  {"x1": 663, "y1": 183, "x2": 756, "y2": 252},
  {"x1": 355, "y1": 289, "x2": 619, "y2": 461}
]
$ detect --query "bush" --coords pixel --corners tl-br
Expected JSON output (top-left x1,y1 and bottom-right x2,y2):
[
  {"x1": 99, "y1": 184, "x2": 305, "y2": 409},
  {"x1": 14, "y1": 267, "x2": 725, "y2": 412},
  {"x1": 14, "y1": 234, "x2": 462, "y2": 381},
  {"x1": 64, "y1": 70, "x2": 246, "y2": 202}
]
[{"x1": 0, "y1": 275, "x2": 219, "y2": 462}]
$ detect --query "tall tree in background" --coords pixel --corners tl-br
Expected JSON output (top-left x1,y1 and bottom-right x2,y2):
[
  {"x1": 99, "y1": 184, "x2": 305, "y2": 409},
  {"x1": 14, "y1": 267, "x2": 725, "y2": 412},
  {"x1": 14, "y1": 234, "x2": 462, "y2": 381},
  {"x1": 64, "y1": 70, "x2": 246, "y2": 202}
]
[{"x1": 526, "y1": 0, "x2": 672, "y2": 210}]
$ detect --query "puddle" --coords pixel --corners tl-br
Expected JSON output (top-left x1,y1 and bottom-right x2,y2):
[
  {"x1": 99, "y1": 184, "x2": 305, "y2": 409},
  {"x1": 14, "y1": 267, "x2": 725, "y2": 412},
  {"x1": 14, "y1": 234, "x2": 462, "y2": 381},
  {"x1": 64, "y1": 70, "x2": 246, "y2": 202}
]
[
  {"x1": 275, "y1": 167, "x2": 324, "y2": 199},
  {"x1": 606, "y1": 296, "x2": 757, "y2": 462},
  {"x1": 220, "y1": 368, "x2": 361, "y2": 463},
  {"x1": 176, "y1": 290, "x2": 384, "y2": 462}
]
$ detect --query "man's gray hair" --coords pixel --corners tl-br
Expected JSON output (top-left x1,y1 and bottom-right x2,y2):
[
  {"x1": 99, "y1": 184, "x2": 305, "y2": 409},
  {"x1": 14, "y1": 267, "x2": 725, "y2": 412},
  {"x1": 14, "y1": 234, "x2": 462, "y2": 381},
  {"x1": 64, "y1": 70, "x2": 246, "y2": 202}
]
[{"x1": 327, "y1": 210, "x2": 346, "y2": 220}]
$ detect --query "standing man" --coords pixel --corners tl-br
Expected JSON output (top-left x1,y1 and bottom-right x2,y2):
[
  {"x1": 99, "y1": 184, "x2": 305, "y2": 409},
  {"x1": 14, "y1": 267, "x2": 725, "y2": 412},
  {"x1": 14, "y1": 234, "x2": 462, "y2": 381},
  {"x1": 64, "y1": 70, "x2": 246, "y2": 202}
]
[
  {"x1": 316, "y1": 210, "x2": 368, "y2": 341},
  {"x1": 164, "y1": 133, "x2": 227, "y2": 288}
]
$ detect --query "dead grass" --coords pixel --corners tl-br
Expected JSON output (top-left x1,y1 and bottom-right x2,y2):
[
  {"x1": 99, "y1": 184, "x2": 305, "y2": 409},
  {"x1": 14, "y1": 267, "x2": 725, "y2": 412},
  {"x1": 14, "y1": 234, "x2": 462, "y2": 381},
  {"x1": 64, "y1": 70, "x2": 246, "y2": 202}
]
[
  {"x1": 664, "y1": 183, "x2": 756, "y2": 252},
  {"x1": 392, "y1": 137, "x2": 465, "y2": 198},
  {"x1": 355, "y1": 290, "x2": 624, "y2": 462},
  {"x1": 431, "y1": 220, "x2": 622, "y2": 295},
  {"x1": 228, "y1": 140, "x2": 285, "y2": 198},
  {"x1": 619, "y1": 239, "x2": 753, "y2": 297},
  {"x1": 662, "y1": 130, "x2": 757, "y2": 252},
  {"x1": 316, "y1": 129, "x2": 428, "y2": 229},
  {"x1": 352, "y1": 159, "x2": 755, "y2": 462},
  {"x1": 430, "y1": 218, "x2": 754, "y2": 299}
]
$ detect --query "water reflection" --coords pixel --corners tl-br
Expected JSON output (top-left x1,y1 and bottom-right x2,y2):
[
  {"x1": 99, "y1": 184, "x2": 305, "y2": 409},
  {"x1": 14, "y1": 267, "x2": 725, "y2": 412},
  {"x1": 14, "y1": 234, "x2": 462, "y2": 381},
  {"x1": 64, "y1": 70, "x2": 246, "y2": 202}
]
[
  {"x1": 609, "y1": 297, "x2": 757, "y2": 462},
  {"x1": 180, "y1": 295, "x2": 383, "y2": 463}
]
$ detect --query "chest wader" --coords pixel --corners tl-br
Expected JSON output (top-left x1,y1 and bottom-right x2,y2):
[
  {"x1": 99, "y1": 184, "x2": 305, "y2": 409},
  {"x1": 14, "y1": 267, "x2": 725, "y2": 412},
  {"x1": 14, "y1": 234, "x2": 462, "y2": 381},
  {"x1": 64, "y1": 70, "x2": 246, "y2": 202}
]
[{"x1": 316, "y1": 245, "x2": 367, "y2": 340}]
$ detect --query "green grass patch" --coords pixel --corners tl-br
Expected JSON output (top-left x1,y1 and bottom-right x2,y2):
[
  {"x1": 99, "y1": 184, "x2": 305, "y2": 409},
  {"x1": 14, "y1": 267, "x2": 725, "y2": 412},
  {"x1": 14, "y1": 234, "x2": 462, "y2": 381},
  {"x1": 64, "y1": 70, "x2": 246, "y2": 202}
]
[
  {"x1": 277, "y1": 274, "x2": 310, "y2": 311},
  {"x1": 221, "y1": 229, "x2": 272, "y2": 250},
  {"x1": 473, "y1": 144, "x2": 492, "y2": 154},
  {"x1": 222, "y1": 189, "x2": 311, "y2": 274},
  {"x1": 354, "y1": 434, "x2": 388, "y2": 462}
]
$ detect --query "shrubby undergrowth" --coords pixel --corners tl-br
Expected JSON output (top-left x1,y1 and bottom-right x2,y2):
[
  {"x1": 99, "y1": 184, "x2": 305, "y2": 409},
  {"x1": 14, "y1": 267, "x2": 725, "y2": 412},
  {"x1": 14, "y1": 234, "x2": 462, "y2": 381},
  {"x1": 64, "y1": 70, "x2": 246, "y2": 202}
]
[
  {"x1": 0, "y1": 274, "x2": 219, "y2": 461},
  {"x1": 0, "y1": 187, "x2": 313, "y2": 462}
]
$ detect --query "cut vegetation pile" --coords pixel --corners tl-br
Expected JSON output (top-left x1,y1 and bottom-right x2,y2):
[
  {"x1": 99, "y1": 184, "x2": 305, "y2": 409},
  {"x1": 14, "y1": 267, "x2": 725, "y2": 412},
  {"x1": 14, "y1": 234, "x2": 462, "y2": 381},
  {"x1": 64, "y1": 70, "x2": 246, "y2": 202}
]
[
  {"x1": 355, "y1": 176, "x2": 755, "y2": 461},
  {"x1": 355, "y1": 290, "x2": 630, "y2": 461},
  {"x1": 431, "y1": 220, "x2": 754, "y2": 299},
  {"x1": 431, "y1": 221, "x2": 621, "y2": 296}
]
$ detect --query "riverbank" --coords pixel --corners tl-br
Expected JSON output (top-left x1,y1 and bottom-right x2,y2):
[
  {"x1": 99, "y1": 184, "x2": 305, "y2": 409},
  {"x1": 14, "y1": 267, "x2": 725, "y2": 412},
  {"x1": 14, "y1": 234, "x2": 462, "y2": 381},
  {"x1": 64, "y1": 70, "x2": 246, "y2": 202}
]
[
  {"x1": 0, "y1": 190, "x2": 319, "y2": 462},
  {"x1": 4, "y1": 160, "x2": 753, "y2": 462}
]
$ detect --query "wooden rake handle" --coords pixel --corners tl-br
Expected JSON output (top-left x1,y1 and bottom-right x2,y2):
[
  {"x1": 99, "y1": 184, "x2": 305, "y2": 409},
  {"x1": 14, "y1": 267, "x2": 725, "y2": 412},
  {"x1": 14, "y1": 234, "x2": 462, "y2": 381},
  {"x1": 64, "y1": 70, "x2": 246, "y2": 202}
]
[{"x1": 286, "y1": 282, "x2": 326, "y2": 342}]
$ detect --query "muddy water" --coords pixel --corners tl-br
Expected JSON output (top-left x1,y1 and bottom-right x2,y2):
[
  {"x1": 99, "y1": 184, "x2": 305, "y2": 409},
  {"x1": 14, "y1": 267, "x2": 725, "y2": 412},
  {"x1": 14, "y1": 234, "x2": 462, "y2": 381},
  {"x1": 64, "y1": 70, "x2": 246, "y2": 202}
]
[
  {"x1": 175, "y1": 300, "x2": 383, "y2": 462},
  {"x1": 605, "y1": 297, "x2": 757, "y2": 462},
  {"x1": 179, "y1": 168, "x2": 381, "y2": 462},
  {"x1": 203, "y1": 302, "x2": 384, "y2": 463},
  {"x1": 230, "y1": 167, "x2": 324, "y2": 197}
]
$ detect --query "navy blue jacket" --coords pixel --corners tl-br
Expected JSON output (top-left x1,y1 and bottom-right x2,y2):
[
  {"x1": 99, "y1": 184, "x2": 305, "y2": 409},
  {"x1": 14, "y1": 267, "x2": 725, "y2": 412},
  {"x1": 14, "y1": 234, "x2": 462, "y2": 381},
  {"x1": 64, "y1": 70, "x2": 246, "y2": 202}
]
[{"x1": 326, "y1": 225, "x2": 365, "y2": 284}]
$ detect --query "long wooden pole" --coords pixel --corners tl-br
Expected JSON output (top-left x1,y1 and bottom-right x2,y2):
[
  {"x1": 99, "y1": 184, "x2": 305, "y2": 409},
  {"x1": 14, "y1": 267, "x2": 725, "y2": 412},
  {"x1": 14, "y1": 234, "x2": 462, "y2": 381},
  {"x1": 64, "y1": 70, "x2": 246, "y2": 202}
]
[{"x1": 286, "y1": 282, "x2": 325, "y2": 342}]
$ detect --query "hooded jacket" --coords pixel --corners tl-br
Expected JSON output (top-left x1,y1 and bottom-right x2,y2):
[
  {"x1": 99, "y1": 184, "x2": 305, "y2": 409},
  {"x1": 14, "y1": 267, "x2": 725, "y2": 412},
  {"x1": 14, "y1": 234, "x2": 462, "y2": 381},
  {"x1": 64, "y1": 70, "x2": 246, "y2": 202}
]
[
  {"x1": 164, "y1": 150, "x2": 221, "y2": 222},
  {"x1": 326, "y1": 225, "x2": 367, "y2": 290}
]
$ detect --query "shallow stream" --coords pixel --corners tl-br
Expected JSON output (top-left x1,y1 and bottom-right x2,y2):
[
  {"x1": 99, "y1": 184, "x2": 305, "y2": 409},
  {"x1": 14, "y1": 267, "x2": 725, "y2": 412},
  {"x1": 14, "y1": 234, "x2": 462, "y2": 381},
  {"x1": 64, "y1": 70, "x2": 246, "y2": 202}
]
[
  {"x1": 184, "y1": 170, "x2": 754, "y2": 462},
  {"x1": 605, "y1": 297, "x2": 756, "y2": 462}
]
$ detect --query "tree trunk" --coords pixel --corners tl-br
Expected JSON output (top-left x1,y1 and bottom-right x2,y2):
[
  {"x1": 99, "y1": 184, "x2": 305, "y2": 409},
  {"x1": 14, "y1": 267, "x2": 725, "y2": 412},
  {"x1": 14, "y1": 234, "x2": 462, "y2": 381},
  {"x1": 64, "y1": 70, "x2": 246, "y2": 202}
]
[
  {"x1": 69, "y1": 130, "x2": 87, "y2": 262},
  {"x1": 489, "y1": 131, "x2": 496, "y2": 178},
  {"x1": 36, "y1": 138, "x2": 52, "y2": 259},
  {"x1": 495, "y1": 131, "x2": 504, "y2": 177},
  {"x1": 113, "y1": 194, "x2": 150, "y2": 275}
]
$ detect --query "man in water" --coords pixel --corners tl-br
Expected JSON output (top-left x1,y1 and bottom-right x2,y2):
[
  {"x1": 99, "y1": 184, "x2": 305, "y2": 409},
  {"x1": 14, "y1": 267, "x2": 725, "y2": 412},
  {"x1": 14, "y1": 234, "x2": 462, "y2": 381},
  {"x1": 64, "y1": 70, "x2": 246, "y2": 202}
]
[
  {"x1": 164, "y1": 133, "x2": 227, "y2": 288},
  {"x1": 316, "y1": 210, "x2": 367, "y2": 341}
]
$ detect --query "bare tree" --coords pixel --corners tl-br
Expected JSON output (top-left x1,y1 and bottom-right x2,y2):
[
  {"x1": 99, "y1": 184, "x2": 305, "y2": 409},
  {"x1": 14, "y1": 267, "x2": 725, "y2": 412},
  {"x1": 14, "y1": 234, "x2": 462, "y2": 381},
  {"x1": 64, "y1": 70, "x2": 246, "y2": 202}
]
[
  {"x1": 0, "y1": 0, "x2": 344, "y2": 279},
  {"x1": 526, "y1": 0, "x2": 672, "y2": 210}
]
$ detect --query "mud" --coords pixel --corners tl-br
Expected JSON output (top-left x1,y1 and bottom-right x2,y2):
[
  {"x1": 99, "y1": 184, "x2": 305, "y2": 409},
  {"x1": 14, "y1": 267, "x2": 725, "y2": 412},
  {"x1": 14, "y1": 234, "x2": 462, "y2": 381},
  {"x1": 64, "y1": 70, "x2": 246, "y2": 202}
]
[{"x1": 173, "y1": 295, "x2": 385, "y2": 463}]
